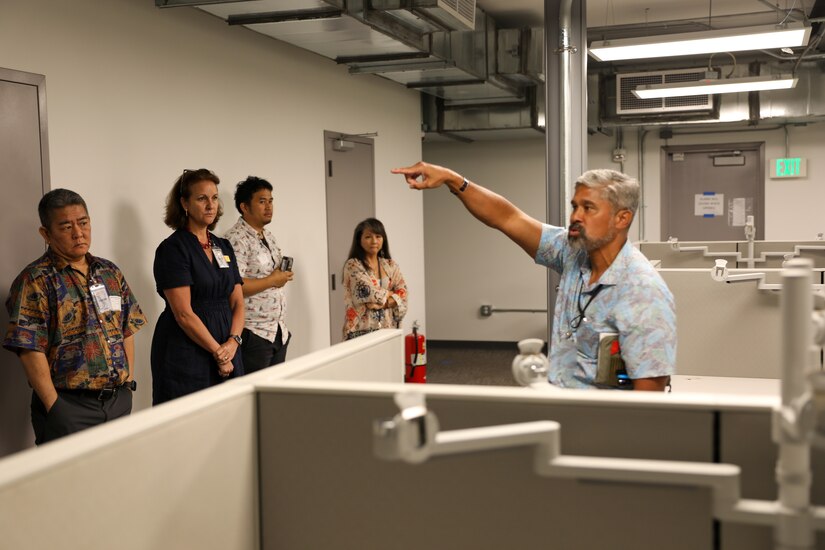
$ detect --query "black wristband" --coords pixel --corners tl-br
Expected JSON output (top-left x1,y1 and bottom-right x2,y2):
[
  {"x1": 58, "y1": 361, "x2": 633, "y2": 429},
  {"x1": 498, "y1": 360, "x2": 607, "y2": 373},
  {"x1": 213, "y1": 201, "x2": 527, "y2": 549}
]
[{"x1": 450, "y1": 176, "x2": 469, "y2": 195}]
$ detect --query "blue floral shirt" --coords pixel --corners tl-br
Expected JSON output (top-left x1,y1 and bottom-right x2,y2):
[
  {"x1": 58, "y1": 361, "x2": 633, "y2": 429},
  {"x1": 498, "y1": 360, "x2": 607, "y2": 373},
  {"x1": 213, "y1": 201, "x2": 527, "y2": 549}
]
[{"x1": 535, "y1": 224, "x2": 676, "y2": 388}]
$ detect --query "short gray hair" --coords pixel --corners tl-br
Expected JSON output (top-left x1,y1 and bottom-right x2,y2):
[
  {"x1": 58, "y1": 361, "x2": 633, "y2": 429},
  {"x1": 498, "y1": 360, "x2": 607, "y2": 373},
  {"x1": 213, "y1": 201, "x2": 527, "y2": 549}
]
[
  {"x1": 575, "y1": 169, "x2": 639, "y2": 216},
  {"x1": 38, "y1": 189, "x2": 88, "y2": 228}
]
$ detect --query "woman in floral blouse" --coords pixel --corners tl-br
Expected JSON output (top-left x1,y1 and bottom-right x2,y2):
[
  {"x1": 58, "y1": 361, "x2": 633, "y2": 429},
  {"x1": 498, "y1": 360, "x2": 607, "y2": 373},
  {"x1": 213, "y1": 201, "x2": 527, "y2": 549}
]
[{"x1": 342, "y1": 218, "x2": 408, "y2": 340}]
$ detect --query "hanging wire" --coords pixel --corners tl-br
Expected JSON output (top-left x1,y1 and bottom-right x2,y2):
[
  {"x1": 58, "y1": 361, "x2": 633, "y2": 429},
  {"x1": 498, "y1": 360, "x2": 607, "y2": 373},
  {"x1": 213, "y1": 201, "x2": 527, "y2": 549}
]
[
  {"x1": 779, "y1": 0, "x2": 799, "y2": 26},
  {"x1": 707, "y1": 52, "x2": 737, "y2": 78}
]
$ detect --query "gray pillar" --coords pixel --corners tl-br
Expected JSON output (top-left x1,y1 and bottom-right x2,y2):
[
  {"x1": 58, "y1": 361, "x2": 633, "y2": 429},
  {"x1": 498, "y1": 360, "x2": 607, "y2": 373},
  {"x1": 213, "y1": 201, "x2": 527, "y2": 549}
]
[{"x1": 544, "y1": 0, "x2": 587, "y2": 343}]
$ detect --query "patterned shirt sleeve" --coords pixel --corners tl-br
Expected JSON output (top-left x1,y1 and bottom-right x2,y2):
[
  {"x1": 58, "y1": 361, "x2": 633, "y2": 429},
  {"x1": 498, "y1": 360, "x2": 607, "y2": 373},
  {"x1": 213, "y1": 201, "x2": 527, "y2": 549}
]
[
  {"x1": 117, "y1": 271, "x2": 146, "y2": 338},
  {"x1": 3, "y1": 270, "x2": 50, "y2": 354},
  {"x1": 386, "y1": 259, "x2": 408, "y2": 324},
  {"x1": 534, "y1": 224, "x2": 568, "y2": 274},
  {"x1": 614, "y1": 273, "x2": 677, "y2": 380}
]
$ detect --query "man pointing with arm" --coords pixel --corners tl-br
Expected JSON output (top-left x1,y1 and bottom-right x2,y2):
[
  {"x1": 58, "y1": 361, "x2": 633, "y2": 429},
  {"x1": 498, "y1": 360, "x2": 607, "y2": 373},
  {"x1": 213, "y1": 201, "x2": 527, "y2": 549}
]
[{"x1": 392, "y1": 162, "x2": 675, "y2": 391}]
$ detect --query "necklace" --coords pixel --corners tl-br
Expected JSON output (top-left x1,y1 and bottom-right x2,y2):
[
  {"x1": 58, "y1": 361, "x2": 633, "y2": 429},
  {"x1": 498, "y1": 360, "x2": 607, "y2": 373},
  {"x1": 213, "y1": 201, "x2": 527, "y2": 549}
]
[{"x1": 196, "y1": 234, "x2": 211, "y2": 250}]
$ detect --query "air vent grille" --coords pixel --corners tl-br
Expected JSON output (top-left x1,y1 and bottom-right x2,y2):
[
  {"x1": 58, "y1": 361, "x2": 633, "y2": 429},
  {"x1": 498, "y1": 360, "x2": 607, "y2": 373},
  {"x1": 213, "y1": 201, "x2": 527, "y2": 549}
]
[{"x1": 616, "y1": 68, "x2": 713, "y2": 115}]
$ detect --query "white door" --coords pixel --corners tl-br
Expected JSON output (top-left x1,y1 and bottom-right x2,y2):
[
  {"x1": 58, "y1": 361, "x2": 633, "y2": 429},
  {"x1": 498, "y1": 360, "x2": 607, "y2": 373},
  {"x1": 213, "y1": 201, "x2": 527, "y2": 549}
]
[
  {"x1": 0, "y1": 68, "x2": 50, "y2": 457},
  {"x1": 324, "y1": 131, "x2": 374, "y2": 344}
]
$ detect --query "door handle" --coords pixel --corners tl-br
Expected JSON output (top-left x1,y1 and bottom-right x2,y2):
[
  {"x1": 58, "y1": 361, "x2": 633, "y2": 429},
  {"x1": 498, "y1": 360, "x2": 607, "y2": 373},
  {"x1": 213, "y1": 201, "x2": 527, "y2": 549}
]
[{"x1": 331, "y1": 273, "x2": 336, "y2": 290}]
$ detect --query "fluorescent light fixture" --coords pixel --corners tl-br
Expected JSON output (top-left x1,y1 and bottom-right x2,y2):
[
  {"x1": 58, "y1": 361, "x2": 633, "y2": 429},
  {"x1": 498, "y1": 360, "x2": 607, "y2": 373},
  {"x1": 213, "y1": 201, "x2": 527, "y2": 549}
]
[
  {"x1": 632, "y1": 74, "x2": 798, "y2": 99},
  {"x1": 590, "y1": 23, "x2": 810, "y2": 62}
]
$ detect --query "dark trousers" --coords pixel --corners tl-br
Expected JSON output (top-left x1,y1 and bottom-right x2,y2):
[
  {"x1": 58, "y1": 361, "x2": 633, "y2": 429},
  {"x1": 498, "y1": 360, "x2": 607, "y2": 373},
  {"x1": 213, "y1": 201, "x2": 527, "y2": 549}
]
[
  {"x1": 240, "y1": 326, "x2": 290, "y2": 375},
  {"x1": 30, "y1": 387, "x2": 133, "y2": 446}
]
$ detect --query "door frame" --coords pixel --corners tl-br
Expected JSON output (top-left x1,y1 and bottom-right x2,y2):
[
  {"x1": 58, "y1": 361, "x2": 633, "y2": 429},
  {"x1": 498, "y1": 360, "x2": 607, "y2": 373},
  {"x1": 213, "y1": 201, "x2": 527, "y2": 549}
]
[
  {"x1": 660, "y1": 141, "x2": 765, "y2": 240},
  {"x1": 1, "y1": 67, "x2": 51, "y2": 187},
  {"x1": 323, "y1": 130, "x2": 375, "y2": 345}
]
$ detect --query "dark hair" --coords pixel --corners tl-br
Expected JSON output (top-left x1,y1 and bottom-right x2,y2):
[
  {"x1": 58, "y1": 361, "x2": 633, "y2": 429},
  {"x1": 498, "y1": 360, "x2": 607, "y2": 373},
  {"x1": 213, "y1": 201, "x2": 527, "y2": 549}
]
[
  {"x1": 164, "y1": 169, "x2": 223, "y2": 230},
  {"x1": 234, "y1": 176, "x2": 273, "y2": 214},
  {"x1": 38, "y1": 189, "x2": 88, "y2": 228},
  {"x1": 347, "y1": 218, "x2": 392, "y2": 267}
]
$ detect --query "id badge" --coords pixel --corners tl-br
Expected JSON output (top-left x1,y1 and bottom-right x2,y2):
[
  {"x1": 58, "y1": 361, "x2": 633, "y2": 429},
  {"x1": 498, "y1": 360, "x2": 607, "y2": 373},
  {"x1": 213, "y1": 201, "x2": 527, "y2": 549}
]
[
  {"x1": 213, "y1": 247, "x2": 229, "y2": 268},
  {"x1": 89, "y1": 283, "x2": 113, "y2": 314}
]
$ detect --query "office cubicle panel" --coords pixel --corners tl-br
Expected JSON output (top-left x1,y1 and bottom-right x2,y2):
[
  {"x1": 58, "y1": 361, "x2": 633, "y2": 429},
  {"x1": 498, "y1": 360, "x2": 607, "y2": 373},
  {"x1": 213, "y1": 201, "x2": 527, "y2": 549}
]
[
  {"x1": 256, "y1": 383, "x2": 786, "y2": 550},
  {"x1": 245, "y1": 328, "x2": 404, "y2": 385},
  {"x1": 746, "y1": 241, "x2": 825, "y2": 269},
  {"x1": 0, "y1": 330, "x2": 403, "y2": 550},
  {"x1": 638, "y1": 241, "x2": 740, "y2": 268},
  {"x1": 660, "y1": 269, "x2": 784, "y2": 378},
  {"x1": 0, "y1": 387, "x2": 259, "y2": 550}
]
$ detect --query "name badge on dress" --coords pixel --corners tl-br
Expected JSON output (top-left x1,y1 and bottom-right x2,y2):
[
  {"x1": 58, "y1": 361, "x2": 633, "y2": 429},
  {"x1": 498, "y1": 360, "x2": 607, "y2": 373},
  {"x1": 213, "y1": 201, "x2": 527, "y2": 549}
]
[
  {"x1": 89, "y1": 283, "x2": 113, "y2": 314},
  {"x1": 212, "y1": 247, "x2": 230, "y2": 268}
]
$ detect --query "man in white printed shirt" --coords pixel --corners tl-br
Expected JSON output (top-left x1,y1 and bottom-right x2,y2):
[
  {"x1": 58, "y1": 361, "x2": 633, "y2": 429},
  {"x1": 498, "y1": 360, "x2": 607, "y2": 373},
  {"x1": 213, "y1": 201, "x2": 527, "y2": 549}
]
[{"x1": 225, "y1": 176, "x2": 294, "y2": 373}]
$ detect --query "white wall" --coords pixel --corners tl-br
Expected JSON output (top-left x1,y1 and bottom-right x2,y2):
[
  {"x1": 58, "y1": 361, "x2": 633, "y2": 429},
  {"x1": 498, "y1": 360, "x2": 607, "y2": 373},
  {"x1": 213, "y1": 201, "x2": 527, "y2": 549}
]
[
  {"x1": 422, "y1": 139, "x2": 548, "y2": 341},
  {"x1": 589, "y1": 124, "x2": 825, "y2": 242},
  {"x1": 0, "y1": 0, "x2": 425, "y2": 413},
  {"x1": 423, "y1": 122, "x2": 825, "y2": 340}
]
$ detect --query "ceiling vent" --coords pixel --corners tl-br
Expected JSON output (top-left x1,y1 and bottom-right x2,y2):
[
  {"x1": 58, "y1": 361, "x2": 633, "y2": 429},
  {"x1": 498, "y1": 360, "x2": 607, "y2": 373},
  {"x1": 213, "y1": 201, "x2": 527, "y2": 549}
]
[
  {"x1": 412, "y1": 0, "x2": 476, "y2": 31},
  {"x1": 616, "y1": 68, "x2": 714, "y2": 115}
]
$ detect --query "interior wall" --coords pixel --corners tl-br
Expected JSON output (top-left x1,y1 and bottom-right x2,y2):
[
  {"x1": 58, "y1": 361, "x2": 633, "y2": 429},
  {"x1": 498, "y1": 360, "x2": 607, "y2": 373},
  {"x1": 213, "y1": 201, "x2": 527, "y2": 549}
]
[
  {"x1": 0, "y1": 0, "x2": 424, "y2": 414},
  {"x1": 588, "y1": 123, "x2": 825, "y2": 242},
  {"x1": 422, "y1": 139, "x2": 548, "y2": 341},
  {"x1": 423, "y1": 121, "x2": 825, "y2": 341}
]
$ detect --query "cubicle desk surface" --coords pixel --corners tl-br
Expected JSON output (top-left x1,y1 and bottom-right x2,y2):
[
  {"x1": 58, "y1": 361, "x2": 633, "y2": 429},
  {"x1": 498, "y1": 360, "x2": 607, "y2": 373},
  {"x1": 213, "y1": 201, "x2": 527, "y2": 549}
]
[
  {"x1": 256, "y1": 380, "x2": 803, "y2": 550},
  {"x1": 670, "y1": 374, "x2": 780, "y2": 397}
]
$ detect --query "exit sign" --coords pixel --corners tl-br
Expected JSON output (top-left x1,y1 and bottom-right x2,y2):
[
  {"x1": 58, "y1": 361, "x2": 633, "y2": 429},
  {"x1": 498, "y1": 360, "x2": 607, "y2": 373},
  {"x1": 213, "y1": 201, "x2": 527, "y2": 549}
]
[{"x1": 770, "y1": 157, "x2": 807, "y2": 178}]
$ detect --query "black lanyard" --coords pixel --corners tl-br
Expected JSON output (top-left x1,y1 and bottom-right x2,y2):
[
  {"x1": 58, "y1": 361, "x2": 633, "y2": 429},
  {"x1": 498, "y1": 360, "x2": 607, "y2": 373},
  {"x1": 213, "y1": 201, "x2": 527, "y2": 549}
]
[{"x1": 570, "y1": 273, "x2": 604, "y2": 331}]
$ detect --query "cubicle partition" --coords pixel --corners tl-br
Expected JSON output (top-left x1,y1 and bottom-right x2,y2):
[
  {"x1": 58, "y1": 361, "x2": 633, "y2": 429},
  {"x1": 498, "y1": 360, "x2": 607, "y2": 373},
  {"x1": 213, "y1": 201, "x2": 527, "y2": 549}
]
[
  {"x1": 2, "y1": 328, "x2": 823, "y2": 549},
  {"x1": 0, "y1": 330, "x2": 403, "y2": 550},
  {"x1": 659, "y1": 268, "x2": 823, "y2": 378},
  {"x1": 256, "y1": 380, "x2": 824, "y2": 550}
]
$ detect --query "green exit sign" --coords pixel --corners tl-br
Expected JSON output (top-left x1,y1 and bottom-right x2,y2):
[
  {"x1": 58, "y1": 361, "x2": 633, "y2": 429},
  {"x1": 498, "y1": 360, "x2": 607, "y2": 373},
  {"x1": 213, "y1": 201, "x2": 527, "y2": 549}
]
[{"x1": 770, "y1": 157, "x2": 807, "y2": 178}]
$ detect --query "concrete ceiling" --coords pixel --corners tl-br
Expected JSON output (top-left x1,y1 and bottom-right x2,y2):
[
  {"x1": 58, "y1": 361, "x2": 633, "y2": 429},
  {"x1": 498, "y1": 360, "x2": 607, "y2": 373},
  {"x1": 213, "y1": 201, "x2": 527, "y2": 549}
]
[{"x1": 476, "y1": 0, "x2": 805, "y2": 28}]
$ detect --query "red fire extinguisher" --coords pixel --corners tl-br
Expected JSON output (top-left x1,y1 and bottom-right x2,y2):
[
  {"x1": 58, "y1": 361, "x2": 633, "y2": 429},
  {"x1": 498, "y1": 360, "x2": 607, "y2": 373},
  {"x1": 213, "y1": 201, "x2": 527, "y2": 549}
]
[{"x1": 405, "y1": 321, "x2": 427, "y2": 383}]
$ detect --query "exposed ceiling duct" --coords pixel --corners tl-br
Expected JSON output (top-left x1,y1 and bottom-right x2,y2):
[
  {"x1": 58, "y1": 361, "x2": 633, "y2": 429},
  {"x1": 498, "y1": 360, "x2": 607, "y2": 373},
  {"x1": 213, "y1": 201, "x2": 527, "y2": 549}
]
[
  {"x1": 156, "y1": 0, "x2": 825, "y2": 140},
  {"x1": 156, "y1": 0, "x2": 545, "y2": 141}
]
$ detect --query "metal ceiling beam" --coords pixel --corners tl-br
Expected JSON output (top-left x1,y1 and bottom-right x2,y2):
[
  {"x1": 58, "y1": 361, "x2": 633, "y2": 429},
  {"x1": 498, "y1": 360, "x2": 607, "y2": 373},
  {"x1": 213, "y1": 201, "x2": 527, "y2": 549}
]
[
  {"x1": 155, "y1": 0, "x2": 247, "y2": 7},
  {"x1": 227, "y1": 8, "x2": 343, "y2": 26}
]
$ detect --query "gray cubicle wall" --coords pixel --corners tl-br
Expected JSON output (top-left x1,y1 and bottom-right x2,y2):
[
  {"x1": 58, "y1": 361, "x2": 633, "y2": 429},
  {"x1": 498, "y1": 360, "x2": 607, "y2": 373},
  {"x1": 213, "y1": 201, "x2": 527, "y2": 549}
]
[
  {"x1": 257, "y1": 383, "x2": 825, "y2": 550},
  {"x1": 660, "y1": 269, "x2": 824, "y2": 378},
  {"x1": 750, "y1": 241, "x2": 825, "y2": 268}
]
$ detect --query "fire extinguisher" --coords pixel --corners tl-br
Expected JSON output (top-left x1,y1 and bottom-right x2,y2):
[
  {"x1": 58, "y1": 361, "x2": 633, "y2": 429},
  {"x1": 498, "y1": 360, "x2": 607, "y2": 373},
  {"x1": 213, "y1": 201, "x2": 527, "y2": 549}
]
[{"x1": 405, "y1": 321, "x2": 427, "y2": 383}]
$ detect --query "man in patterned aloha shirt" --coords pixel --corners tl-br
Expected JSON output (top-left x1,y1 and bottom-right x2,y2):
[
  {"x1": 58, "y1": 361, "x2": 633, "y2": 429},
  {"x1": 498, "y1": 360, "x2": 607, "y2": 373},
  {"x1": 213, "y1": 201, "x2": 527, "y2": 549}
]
[
  {"x1": 392, "y1": 162, "x2": 676, "y2": 391},
  {"x1": 225, "y1": 176, "x2": 293, "y2": 373},
  {"x1": 4, "y1": 189, "x2": 146, "y2": 444}
]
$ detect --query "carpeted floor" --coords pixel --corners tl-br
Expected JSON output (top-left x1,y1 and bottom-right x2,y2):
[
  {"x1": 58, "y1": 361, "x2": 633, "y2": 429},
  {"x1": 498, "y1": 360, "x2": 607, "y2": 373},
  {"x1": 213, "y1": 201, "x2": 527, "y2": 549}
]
[{"x1": 424, "y1": 341, "x2": 521, "y2": 386}]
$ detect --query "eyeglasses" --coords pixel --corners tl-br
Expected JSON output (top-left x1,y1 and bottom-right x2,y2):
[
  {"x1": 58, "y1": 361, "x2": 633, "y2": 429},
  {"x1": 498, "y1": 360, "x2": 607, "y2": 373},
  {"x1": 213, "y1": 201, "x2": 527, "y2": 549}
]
[{"x1": 178, "y1": 168, "x2": 217, "y2": 194}]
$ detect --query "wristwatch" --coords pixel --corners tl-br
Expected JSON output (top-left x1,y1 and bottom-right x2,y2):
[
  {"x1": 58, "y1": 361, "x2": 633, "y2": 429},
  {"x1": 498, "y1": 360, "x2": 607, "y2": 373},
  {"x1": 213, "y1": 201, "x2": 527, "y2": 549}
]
[{"x1": 231, "y1": 334, "x2": 243, "y2": 346}]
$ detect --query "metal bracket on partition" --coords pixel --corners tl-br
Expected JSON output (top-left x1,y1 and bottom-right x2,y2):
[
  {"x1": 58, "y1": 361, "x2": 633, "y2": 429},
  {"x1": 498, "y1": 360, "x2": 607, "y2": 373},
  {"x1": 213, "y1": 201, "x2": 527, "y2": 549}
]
[
  {"x1": 709, "y1": 259, "x2": 825, "y2": 292},
  {"x1": 669, "y1": 237, "x2": 825, "y2": 267}
]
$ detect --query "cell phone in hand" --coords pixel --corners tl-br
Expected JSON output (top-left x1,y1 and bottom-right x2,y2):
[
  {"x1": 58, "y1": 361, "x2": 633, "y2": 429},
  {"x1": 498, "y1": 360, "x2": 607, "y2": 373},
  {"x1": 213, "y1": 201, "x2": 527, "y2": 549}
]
[{"x1": 280, "y1": 256, "x2": 293, "y2": 271}]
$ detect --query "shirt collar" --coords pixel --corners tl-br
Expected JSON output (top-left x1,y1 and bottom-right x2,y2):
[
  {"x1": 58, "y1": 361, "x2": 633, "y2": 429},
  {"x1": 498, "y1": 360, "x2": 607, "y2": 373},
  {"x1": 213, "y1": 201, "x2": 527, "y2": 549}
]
[
  {"x1": 591, "y1": 239, "x2": 634, "y2": 286},
  {"x1": 47, "y1": 248, "x2": 99, "y2": 273},
  {"x1": 236, "y1": 216, "x2": 271, "y2": 240}
]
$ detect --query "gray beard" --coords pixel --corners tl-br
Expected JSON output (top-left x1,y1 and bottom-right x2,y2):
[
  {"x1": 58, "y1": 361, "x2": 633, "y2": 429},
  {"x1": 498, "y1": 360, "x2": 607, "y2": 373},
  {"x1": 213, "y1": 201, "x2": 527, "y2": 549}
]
[{"x1": 568, "y1": 225, "x2": 616, "y2": 252}]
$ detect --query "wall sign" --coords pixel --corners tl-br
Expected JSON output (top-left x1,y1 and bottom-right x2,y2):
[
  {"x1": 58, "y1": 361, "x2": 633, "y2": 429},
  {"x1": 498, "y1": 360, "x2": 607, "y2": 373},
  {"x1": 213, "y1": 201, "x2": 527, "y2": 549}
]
[
  {"x1": 770, "y1": 157, "x2": 807, "y2": 179},
  {"x1": 695, "y1": 192, "x2": 724, "y2": 217}
]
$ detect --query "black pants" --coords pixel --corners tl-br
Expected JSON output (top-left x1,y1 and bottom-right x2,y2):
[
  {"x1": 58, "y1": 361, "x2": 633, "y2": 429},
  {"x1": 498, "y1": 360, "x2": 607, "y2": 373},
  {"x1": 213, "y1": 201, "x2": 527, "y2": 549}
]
[
  {"x1": 240, "y1": 327, "x2": 290, "y2": 375},
  {"x1": 30, "y1": 387, "x2": 133, "y2": 446}
]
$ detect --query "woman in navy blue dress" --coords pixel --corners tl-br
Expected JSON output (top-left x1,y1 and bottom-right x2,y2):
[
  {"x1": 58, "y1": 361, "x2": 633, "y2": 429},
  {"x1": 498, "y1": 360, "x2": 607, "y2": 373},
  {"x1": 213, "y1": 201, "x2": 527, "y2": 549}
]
[{"x1": 151, "y1": 169, "x2": 245, "y2": 405}]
